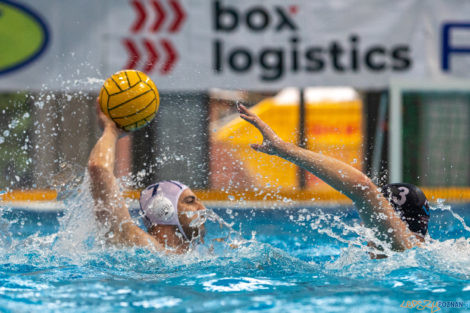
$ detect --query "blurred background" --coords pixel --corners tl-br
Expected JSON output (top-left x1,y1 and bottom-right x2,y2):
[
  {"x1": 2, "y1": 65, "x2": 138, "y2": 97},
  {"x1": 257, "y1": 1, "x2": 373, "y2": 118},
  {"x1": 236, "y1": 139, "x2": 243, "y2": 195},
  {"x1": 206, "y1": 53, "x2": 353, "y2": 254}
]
[{"x1": 0, "y1": 0, "x2": 469, "y2": 204}]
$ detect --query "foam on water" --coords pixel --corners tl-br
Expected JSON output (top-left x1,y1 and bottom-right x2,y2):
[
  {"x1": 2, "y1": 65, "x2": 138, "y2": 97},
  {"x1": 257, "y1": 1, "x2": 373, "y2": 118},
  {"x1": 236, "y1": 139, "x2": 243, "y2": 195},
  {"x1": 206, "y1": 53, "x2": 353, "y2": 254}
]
[{"x1": 3, "y1": 175, "x2": 470, "y2": 278}]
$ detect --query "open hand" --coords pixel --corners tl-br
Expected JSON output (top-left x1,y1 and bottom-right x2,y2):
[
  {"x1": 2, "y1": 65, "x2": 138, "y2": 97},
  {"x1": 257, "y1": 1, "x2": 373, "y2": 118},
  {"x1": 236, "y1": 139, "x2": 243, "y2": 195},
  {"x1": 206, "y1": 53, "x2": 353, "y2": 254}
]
[{"x1": 237, "y1": 104, "x2": 284, "y2": 155}]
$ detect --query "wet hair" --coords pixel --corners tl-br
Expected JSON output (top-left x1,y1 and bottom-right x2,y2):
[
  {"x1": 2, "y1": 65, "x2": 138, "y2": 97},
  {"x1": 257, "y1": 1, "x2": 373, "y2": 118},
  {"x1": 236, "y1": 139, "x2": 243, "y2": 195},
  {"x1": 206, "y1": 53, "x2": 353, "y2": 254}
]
[{"x1": 382, "y1": 183, "x2": 430, "y2": 236}]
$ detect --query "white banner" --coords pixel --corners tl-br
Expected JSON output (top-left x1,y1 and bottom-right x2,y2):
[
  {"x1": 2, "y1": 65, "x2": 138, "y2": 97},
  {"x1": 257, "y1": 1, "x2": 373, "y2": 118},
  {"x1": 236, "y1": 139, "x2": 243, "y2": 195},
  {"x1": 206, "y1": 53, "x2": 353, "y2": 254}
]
[{"x1": 1, "y1": 0, "x2": 470, "y2": 91}]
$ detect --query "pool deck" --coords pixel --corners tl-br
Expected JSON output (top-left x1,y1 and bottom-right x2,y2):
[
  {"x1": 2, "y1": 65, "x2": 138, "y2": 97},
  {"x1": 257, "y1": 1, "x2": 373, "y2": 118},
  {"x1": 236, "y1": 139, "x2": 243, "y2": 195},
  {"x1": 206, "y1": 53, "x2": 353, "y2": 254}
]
[{"x1": 1, "y1": 187, "x2": 470, "y2": 212}]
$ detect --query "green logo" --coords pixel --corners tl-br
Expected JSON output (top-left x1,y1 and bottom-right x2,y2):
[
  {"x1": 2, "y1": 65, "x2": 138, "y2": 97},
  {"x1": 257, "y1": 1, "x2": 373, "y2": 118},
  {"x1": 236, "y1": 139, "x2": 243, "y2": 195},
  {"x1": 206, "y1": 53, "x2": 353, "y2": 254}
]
[{"x1": 0, "y1": 0, "x2": 49, "y2": 75}]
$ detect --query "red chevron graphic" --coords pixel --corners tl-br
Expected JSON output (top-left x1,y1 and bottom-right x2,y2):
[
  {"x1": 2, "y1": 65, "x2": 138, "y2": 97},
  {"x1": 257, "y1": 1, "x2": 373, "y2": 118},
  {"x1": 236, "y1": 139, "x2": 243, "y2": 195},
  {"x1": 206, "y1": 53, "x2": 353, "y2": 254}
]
[
  {"x1": 123, "y1": 39, "x2": 140, "y2": 69},
  {"x1": 160, "y1": 39, "x2": 177, "y2": 74},
  {"x1": 150, "y1": 0, "x2": 165, "y2": 32},
  {"x1": 130, "y1": 0, "x2": 146, "y2": 33},
  {"x1": 129, "y1": 0, "x2": 186, "y2": 33},
  {"x1": 143, "y1": 38, "x2": 159, "y2": 72},
  {"x1": 168, "y1": 0, "x2": 186, "y2": 33},
  {"x1": 122, "y1": 38, "x2": 178, "y2": 75}
]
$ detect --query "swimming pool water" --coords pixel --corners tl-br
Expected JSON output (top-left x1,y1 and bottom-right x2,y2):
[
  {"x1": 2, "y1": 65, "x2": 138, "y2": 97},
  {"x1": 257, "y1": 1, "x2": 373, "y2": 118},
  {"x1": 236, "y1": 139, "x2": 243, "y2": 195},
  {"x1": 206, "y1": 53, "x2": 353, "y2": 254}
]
[{"x1": 0, "y1": 202, "x2": 469, "y2": 313}]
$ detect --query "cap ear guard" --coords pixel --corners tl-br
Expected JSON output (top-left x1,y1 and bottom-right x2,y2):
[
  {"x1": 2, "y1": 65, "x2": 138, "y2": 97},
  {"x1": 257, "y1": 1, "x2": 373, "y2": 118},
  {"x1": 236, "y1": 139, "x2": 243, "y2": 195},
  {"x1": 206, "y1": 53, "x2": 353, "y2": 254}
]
[{"x1": 146, "y1": 191, "x2": 176, "y2": 223}]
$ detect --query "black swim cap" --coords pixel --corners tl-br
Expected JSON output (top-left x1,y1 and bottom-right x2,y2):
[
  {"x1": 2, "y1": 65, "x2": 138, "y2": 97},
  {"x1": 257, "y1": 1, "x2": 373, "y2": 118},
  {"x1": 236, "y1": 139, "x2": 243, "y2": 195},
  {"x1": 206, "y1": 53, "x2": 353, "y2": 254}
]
[{"x1": 382, "y1": 183, "x2": 430, "y2": 236}]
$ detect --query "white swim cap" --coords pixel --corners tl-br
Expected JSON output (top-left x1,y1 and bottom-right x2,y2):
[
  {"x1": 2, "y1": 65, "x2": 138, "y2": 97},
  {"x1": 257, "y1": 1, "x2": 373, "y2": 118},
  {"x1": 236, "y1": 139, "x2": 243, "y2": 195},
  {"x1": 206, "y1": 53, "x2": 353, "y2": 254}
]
[{"x1": 139, "y1": 180, "x2": 189, "y2": 240}]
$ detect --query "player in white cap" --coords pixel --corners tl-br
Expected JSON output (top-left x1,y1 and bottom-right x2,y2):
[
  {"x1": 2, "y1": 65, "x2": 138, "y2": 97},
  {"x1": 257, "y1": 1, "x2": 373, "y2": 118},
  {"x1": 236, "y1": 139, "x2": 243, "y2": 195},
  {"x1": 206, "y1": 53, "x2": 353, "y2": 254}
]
[{"x1": 88, "y1": 101, "x2": 206, "y2": 254}]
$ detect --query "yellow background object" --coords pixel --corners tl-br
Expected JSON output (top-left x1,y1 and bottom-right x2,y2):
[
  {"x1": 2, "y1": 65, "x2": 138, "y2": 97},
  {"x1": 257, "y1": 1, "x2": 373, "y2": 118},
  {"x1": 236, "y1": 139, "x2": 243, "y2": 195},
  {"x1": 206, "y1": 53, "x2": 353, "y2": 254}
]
[
  {"x1": 99, "y1": 70, "x2": 159, "y2": 131},
  {"x1": 211, "y1": 88, "x2": 363, "y2": 198},
  {"x1": 214, "y1": 98, "x2": 300, "y2": 188},
  {"x1": 304, "y1": 100, "x2": 363, "y2": 188},
  {"x1": 2, "y1": 188, "x2": 470, "y2": 204}
]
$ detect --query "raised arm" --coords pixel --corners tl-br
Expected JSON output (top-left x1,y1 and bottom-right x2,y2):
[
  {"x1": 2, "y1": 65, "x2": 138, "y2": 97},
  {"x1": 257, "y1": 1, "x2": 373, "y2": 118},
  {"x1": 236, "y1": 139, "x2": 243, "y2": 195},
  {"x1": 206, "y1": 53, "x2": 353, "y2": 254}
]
[
  {"x1": 88, "y1": 101, "x2": 163, "y2": 250},
  {"x1": 238, "y1": 104, "x2": 416, "y2": 251}
]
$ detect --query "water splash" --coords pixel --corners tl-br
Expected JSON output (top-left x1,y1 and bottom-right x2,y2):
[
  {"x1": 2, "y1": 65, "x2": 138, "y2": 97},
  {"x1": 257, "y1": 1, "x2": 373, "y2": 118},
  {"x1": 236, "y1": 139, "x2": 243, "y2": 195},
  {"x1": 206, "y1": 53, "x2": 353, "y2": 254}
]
[
  {"x1": 51, "y1": 173, "x2": 99, "y2": 262},
  {"x1": 433, "y1": 199, "x2": 470, "y2": 233}
]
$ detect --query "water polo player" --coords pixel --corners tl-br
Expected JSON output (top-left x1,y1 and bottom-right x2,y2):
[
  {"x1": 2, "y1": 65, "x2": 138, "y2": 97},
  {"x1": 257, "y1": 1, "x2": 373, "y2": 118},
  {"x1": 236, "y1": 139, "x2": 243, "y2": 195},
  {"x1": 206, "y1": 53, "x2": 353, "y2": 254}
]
[
  {"x1": 88, "y1": 101, "x2": 206, "y2": 253},
  {"x1": 237, "y1": 104, "x2": 430, "y2": 254}
]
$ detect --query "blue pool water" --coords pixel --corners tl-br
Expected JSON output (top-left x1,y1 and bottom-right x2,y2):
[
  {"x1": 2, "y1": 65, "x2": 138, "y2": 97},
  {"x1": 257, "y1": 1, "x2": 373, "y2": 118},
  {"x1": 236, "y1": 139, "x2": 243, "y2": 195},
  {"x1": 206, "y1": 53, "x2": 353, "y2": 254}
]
[{"x1": 0, "y1": 197, "x2": 469, "y2": 313}]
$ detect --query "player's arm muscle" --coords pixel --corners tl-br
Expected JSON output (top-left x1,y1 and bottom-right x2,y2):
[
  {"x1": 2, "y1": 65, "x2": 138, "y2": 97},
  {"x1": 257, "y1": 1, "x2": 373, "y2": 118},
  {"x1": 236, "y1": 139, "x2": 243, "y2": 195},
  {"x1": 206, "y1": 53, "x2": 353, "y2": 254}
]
[
  {"x1": 277, "y1": 144, "x2": 415, "y2": 250},
  {"x1": 88, "y1": 106, "x2": 164, "y2": 251}
]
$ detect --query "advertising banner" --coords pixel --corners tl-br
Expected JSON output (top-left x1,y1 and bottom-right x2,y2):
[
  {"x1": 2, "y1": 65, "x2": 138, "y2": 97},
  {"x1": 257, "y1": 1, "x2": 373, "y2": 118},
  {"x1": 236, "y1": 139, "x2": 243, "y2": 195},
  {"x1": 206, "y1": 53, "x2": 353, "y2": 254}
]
[{"x1": 1, "y1": 0, "x2": 470, "y2": 91}]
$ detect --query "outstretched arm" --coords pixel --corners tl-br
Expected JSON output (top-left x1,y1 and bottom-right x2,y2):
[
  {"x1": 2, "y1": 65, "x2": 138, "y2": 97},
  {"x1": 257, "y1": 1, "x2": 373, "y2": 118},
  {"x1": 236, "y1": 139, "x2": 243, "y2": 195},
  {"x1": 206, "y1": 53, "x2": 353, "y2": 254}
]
[
  {"x1": 88, "y1": 101, "x2": 164, "y2": 250},
  {"x1": 238, "y1": 104, "x2": 416, "y2": 251}
]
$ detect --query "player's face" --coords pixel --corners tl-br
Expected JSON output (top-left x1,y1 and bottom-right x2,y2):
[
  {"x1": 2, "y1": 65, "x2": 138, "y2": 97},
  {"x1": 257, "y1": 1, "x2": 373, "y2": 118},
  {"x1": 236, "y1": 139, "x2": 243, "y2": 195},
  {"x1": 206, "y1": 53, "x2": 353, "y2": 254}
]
[{"x1": 177, "y1": 189, "x2": 206, "y2": 241}]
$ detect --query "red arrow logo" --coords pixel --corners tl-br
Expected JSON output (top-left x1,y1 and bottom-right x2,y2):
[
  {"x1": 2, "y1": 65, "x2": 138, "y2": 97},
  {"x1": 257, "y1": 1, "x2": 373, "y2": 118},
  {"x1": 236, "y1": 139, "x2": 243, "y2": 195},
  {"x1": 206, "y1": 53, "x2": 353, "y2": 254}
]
[
  {"x1": 129, "y1": 0, "x2": 186, "y2": 33},
  {"x1": 143, "y1": 38, "x2": 159, "y2": 72},
  {"x1": 160, "y1": 39, "x2": 177, "y2": 74},
  {"x1": 123, "y1": 39, "x2": 140, "y2": 69},
  {"x1": 168, "y1": 0, "x2": 186, "y2": 33},
  {"x1": 123, "y1": 38, "x2": 178, "y2": 74},
  {"x1": 130, "y1": 0, "x2": 146, "y2": 33},
  {"x1": 150, "y1": 0, "x2": 166, "y2": 32}
]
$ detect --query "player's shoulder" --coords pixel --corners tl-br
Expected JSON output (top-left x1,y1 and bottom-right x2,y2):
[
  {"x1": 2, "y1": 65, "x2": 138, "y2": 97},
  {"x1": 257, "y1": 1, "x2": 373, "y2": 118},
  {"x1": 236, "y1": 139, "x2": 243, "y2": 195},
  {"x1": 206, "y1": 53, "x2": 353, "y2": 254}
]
[{"x1": 119, "y1": 222, "x2": 165, "y2": 251}]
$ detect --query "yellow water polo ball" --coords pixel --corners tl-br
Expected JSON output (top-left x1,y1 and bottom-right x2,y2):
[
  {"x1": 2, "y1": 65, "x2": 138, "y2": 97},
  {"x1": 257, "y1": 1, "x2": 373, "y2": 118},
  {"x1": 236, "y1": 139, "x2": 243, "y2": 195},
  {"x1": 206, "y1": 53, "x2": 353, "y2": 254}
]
[{"x1": 99, "y1": 70, "x2": 160, "y2": 131}]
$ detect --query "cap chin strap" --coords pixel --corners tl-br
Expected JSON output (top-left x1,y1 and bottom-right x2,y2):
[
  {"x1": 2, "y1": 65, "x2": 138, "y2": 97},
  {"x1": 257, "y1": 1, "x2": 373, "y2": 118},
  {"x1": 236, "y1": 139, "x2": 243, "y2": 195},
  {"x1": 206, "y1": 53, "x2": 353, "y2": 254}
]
[{"x1": 147, "y1": 190, "x2": 189, "y2": 241}]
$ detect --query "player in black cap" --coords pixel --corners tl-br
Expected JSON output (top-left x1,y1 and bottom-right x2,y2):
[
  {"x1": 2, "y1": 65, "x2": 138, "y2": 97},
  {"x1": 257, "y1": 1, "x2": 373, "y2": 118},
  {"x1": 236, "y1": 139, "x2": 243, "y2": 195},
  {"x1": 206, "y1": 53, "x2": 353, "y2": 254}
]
[
  {"x1": 382, "y1": 183, "x2": 430, "y2": 237},
  {"x1": 238, "y1": 104, "x2": 430, "y2": 255},
  {"x1": 370, "y1": 183, "x2": 430, "y2": 257}
]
